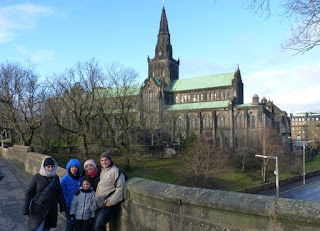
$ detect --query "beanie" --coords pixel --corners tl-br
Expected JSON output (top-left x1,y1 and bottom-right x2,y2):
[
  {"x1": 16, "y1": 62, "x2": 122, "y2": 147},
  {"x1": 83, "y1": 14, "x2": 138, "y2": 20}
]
[
  {"x1": 44, "y1": 157, "x2": 55, "y2": 167},
  {"x1": 84, "y1": 159, "x2": 97, "y2": 169},
  {"x1": 100, "y1": 152, "x2": 112, "y2": 161}
]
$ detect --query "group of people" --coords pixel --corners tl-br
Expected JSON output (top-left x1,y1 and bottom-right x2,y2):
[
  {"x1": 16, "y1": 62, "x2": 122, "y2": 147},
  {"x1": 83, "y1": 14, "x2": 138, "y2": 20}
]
[{"x1": 22, "y1": 152, "x2": 126, "y2": 231}]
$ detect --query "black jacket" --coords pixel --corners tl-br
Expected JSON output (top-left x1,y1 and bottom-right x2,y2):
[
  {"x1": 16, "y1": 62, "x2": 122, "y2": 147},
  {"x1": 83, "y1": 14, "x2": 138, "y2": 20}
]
[{"x1": 23, "y1": 173, "x2": 66, "y2": 231}]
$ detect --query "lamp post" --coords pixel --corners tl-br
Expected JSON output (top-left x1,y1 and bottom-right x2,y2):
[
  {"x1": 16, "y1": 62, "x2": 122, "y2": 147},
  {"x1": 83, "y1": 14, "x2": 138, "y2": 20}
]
[
  {"x1": 255, "y1": 154, "x2": 279, "y2": 198},
  {"x1": 302, "y1": 140, "x2": 314, "y2": 185}
]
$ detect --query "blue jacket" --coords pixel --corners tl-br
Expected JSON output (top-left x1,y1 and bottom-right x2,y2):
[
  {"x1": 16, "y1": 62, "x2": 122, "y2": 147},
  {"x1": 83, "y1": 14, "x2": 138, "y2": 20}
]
[{"x1": 60, "y1": 159, "x2": 82, "y2": 208}]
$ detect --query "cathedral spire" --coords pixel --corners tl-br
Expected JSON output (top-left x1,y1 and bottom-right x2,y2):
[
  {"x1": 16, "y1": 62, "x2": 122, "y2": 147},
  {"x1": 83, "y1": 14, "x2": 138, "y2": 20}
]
[
  {"x1": 155, "y1": 7, "x2": 172, "y2": 59},
  {"x1": 148, "y1": 6, "x2": 179, "y2": 86}
]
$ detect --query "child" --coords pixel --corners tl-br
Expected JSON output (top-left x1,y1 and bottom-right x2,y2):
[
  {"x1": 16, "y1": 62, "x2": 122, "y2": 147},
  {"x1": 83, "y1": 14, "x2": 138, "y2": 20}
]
[
  {"x1": 60, "y1": 158, "x2": 82, "y2": 231},
  {"x1": 70, "y1": 176, "x2": 95, "y2": 231}
]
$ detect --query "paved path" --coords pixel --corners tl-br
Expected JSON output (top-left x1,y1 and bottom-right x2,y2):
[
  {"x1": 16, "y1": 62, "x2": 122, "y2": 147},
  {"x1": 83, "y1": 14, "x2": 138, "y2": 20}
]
[{"x1": 0, "y1": 156, "x2": 66, "y2": 231}]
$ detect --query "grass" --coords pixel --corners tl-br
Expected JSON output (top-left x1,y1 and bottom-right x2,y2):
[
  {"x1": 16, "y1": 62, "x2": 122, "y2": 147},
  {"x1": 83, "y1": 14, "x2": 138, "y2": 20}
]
[{"x1": 49, "y1": 152, "x2": 320, "y2": 192}]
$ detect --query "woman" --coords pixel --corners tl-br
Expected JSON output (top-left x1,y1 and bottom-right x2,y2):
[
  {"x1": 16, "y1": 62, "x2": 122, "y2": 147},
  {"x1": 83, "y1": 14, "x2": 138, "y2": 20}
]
[
  {"x1": 22, "y1": 157, "x2": 66, "y2": 231},
  {"x1": 82, "y1": 159, "x2": 100, "y2": 191}
]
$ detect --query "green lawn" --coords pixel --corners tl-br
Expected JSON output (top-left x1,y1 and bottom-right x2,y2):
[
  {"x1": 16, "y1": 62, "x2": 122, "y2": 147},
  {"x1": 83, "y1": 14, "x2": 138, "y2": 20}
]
[{"x1": 49, "y1": 152, "x2": 320, "y2": 192}]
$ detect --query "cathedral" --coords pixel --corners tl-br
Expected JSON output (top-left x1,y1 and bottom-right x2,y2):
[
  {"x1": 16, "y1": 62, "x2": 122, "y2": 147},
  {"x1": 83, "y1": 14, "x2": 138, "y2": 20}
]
[{"x1": 138, "y1": 7, "x2": 291, "y2": 150}]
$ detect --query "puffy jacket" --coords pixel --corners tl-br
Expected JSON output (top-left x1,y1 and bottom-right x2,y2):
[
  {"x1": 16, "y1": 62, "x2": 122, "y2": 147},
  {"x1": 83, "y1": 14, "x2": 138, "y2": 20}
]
[
  {"x1": 94, "y1": 163, "x2": 125, "y2": 206},
  {"x1": 70, "y1": 187, "x2": 95, "y2": 220},
  {"x1": 60, "y1": 159, "x2": 82, "y2": 207}
]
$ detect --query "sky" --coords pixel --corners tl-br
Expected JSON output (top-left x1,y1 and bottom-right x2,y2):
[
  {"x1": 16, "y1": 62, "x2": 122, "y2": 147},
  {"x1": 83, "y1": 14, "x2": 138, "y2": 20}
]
[{"x1": 0, "y1": 0, "x2": 319, "y2": 115}]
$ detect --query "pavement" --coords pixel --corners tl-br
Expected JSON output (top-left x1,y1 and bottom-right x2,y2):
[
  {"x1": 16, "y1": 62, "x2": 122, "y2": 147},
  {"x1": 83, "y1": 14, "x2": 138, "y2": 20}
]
[{"x1": 0, "y1": 156, "x2": 66, "y2": 231}]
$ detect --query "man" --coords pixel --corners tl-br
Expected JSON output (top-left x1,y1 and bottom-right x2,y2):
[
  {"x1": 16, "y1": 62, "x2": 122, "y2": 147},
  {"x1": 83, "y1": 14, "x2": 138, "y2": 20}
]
[{"x1": 91, "y1": 152, "x2": 125, "y2": 231}]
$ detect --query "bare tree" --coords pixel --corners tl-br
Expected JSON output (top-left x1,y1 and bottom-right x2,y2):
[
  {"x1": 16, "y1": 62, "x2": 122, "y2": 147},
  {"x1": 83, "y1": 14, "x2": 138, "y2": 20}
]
[
  {"x1": 256, "y1": 126, "x2": 287, "y2": 182},
  {"x1": 244, "y1": 0, "x2": 320, "y2": 53},
  {"x1": 97, "y1": 64, "x2": 140, "y2": 169},
  {"x1": 46, "y1": 59, "x2": 103, "y2": 157},
  {"x1": 184, "y1": 136, "x2": 233, "y2": 186},
  {"x1": 0, "y1": 61, "x2": 45, "y2": 146}
]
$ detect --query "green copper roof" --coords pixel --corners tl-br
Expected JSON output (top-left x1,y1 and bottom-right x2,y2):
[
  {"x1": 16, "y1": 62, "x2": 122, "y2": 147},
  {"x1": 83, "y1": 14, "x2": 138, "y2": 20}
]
[
  {"x1": 166, "y1": 100, "x2": 230, "y2": 111},
  {"x1": 234, "y1": 103, "x2": 257, "y2": 108},
  {"x1": 168, "y1": 72, "x2": 234, "y2": 92},
  {"x1": 94, "y1": 85, "x2": 141, "y2": 98},
  {"x1": 153, "y1": 77, "x2": 161, "y2": 86}
]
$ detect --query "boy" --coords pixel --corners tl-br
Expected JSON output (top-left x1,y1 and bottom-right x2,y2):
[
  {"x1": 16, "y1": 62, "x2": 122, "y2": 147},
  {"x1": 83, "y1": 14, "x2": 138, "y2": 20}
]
[
  {"x1": 70, "y1": 176, "x2": 95, "y2": 231},
  {"x1": 61, "y1": 158, "x2": 82, "y2": 231}
]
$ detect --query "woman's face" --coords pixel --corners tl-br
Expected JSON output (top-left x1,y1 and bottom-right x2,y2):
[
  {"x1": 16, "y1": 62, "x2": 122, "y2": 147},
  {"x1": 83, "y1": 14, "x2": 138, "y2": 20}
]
[
  {"x1": 85, "y1": 163, "x2": 95, "y2": 173},
  {"x1": 45, "y1": 165, "x2": 55, "y2": 172}
]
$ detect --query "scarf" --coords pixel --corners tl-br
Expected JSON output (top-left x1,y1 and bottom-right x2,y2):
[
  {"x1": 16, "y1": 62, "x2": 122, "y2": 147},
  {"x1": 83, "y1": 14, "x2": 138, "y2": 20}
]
[{"x1": 86, "y1": 167, "x2": 98, "y2": 178}]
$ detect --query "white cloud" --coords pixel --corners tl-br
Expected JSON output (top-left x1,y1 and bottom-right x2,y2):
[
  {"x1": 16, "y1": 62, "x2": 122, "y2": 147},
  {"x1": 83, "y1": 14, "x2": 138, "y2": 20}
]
[
  {"x1": 244, "y1": 64, "x2": 320, "y2": 114},
  {"x1": 16, "y1": 45, "x2": 55, "y2": 63},
  {"x1": 0, "y1": 3, "x2": 52, "y2": 43}
]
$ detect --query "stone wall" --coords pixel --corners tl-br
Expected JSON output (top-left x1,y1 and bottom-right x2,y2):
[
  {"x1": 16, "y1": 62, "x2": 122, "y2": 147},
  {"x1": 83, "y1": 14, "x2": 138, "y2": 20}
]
[
  {"x1": 2, "y1": 146, "x2": 320, "y2": 230},
  {"x1": 1, "y1": 145, "x2": 66, "y2": 178},
  {"x1": 121, "y1": 178, "x2": 320, "y2": 231}
]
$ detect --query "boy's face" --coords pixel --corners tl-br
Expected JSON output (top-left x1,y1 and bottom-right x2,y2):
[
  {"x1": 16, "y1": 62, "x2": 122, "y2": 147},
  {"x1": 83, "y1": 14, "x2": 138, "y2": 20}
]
[
  {"x1": 82, "y1": 180, "x2": 91, "y2": 190},
  {"x1": 70, "y1": 166, "x2": 79, "y2": 175}
]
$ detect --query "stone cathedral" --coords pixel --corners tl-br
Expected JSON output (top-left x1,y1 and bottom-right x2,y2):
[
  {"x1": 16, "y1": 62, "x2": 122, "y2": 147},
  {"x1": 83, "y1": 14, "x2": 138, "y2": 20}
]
[{"x1": 139, "y1": 7, "x2": 291, "y2": 150}]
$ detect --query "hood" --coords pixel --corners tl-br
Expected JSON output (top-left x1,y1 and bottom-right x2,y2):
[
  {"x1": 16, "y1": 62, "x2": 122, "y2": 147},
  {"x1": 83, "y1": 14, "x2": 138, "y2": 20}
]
[
  {"x1": 39, "y1": 157, "x2": 58, "y2": 177},
  {"x1": 66, "y1": 158, "x2": 81, "y2": 172}
]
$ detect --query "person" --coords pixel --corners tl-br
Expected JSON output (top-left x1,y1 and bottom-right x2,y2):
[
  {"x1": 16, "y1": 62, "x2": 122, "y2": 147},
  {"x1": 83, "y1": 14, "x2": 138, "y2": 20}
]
[
  {"x1": 22, "y1": 157, "x2": 66, "y2": 231},
  {"x1": 70, "y1": 176, "x2": 95, "y2": 231},
  {"x1": 60, "y1": 158, "x2": 82, "y2": 231},
  {"x1": 91, "y1": 152, "x2": 125, "y2": 231},
  {"x1": 83, "y1": 159, "x2": 101, "y2": 191}
]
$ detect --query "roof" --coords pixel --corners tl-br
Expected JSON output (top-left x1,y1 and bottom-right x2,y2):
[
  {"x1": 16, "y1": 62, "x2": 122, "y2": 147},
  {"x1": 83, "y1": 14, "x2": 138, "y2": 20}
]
[
  {"x1": 166, "y1": 100, "x2": 230, "y2": 111},
  {"x1": 94, "y1": 85, "x2": 141, "y2": 98},
  {"x1": 234, "y1": 103, "x2": 258, "y2": 108},
  {"x1": 168, "y1": 72, "x2": 234, "y2": 92},
  {"x1": 295, "y1": 112, "x2": 320, "y2": 116}
]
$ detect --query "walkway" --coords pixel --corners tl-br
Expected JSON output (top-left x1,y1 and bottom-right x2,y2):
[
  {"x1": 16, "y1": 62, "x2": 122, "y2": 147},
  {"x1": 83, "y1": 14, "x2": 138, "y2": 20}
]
[{"x1": 0, "y1": 156, "x2": 66, "y2": 231}]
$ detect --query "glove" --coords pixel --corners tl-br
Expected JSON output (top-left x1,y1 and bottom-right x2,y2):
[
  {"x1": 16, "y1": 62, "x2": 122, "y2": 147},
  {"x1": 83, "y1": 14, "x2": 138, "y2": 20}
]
[{"x1": 69, "y1": 214, "x2": 75, "y2": 222}]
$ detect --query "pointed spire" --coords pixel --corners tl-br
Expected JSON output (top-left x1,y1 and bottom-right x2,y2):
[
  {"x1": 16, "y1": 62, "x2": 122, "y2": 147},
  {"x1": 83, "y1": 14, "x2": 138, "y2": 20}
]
[
  {"x1": 155, "y1": 6, "x2": 172, "y2": 59},
  {"x1": 159, "y1": 7, "x2": 169, "y2": 35}
]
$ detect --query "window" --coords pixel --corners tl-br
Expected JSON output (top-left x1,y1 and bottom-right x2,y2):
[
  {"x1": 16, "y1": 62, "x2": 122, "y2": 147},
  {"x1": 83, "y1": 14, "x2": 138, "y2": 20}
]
[
  {"x1": 317, "y1": 118, "x2": 319, "y2": 121},
  {"x1": 302, "y1": 118, "x2": 305, "y2": 121},
  {"x1": 200, "y1": 94, "x2": 204, "y2": 101},
  {"x1": 214, "y1": 92, "x2": 217, "y2": 100},
  {"x1": 220, "y1": 91, "x2": 223, "y2": 100}
]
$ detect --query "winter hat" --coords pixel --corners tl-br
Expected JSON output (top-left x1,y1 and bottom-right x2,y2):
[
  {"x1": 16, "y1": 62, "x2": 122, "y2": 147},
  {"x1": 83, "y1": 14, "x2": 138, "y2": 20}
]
[
  {"x1": 100, "y1": 152, "x2": 112, "y2": 161},
  {"x1": 44, "y1": 157, "x2": 55, "y2": 166},
  {"x1": 84, "y1": 159, "x2": 97, "y2": 169}
]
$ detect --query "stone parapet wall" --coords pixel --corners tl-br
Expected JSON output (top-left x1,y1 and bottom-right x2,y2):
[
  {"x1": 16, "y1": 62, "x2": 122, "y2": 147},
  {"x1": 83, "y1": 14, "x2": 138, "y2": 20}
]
[
  {"x1": 121, "y1": 178, "x2": 320, "y2": 231},
  {"x1": 1, "y1": 146, "x2": 320, "y2": 230},
  {"x1": 1, "y1": 145, "x2": 66, "y2": 178}
]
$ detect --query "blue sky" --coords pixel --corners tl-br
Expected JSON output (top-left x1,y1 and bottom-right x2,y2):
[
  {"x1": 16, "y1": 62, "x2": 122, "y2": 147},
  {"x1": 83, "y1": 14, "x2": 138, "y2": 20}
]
[{"x1": 1, "y1": 0, "x2": 319, "y2": 115}]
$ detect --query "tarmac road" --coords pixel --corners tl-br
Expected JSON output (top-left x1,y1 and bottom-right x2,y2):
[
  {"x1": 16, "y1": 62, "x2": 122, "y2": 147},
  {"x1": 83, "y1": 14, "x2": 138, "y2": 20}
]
[
  {"x1": 259, "y1": 175, "x2": 320, "y2": 202},
  {"x1": 0, "y1": 156, "x2": 66, "y2": 231}
]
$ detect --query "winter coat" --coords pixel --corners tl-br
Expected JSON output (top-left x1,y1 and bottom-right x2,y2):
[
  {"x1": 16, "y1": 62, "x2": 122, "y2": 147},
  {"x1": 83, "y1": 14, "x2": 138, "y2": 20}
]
[
  {"x1": 23, "y1": 158, "x2": 66, "y2": 231},
  {"x1": 70, "y1": 187, "x2": 95, "y2": 221},
  {"x1": 60, "y1": 159, "x2": 82, "y2": 208},
  {"x1": 91, "y1": 162, "x2": 125, "y2": 210},
  {"x1": 82, "y1": 166, "x2": 101, "y2": 191}
]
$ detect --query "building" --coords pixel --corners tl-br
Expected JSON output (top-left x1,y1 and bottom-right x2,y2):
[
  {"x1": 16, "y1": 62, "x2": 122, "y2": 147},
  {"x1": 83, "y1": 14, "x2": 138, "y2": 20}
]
[
  {"x1": 138, "y1": 7, "x2": 291, "y2": 150},
  {"x1": 290, "y1": 112, "x2": 320, "y2": 141}
]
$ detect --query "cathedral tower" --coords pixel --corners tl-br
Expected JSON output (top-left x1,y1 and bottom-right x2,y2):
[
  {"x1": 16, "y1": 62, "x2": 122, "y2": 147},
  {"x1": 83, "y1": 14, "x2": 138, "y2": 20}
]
[{"x1": 148, "y1": 7, "x2": 179, "y2": 87}]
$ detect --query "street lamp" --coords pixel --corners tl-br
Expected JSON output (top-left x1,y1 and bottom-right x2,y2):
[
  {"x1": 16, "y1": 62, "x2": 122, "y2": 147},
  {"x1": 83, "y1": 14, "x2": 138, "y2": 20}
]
[
  {"x1": 302, "y1": 140, "x2": 314, "y2": 185},
  {"x1": 255, "y1": 154, "x2": 279, "y2": 198}
]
